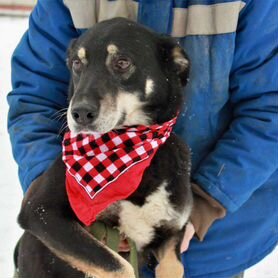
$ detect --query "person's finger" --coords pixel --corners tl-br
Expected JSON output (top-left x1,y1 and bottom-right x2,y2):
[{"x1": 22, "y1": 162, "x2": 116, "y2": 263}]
[
  {"x1": 118, "y1": 239, "x2": 130, "y2": 252},
  {"x1": 180, "y1": 222, "x2": 195, "y2": 253}
]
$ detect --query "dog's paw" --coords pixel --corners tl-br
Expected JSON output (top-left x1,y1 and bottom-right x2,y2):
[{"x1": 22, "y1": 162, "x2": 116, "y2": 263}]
[
  {"x1": 155, "y1": 259, "x2": 184, "y2": 278},
  {"x1": 114, "y1": 257, "x2": 136, "y2": 278}
]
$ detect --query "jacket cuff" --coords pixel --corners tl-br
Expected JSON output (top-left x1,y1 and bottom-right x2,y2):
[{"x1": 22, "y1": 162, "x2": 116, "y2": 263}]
[{"x1": 190, "y1": 183, "x2": 226, "y2": 241}]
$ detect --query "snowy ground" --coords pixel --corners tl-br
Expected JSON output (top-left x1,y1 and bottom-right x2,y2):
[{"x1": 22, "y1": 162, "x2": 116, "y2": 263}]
[{"x1": 0, "y1": 16, "x2": 277, "y2": 278}]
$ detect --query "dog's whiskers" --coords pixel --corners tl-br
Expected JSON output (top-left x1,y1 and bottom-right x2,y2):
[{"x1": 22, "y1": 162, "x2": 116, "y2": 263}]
[
  {"x1": 51, "y1": 108, "x2": 68, "y2": 121},
  {"x1": 55, "y1": 112, "x2": 68, "y2": 121},
  {"x1": 58, "y1": 122, "x2": 69, "y2": 137}
]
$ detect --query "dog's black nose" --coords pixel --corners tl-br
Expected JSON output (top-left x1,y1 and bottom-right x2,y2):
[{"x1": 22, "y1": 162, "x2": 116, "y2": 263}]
[{"x1": 71, "y1": 105, "x2": 97, "y2": 125}]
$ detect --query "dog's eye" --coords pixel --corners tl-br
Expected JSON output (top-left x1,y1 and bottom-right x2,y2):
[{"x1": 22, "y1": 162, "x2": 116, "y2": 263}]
[
  {"x1": 113, "y1": 57, "x2": 131, "y2": 72},
  {"x1": 72, "y1": 59, "x2": 82, "y2": 73}
]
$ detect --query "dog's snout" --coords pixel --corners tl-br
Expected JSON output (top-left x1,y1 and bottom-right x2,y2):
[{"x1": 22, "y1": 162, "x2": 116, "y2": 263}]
[{"x1": 71, "y1": 105, "x2": 97, "y2": 125}]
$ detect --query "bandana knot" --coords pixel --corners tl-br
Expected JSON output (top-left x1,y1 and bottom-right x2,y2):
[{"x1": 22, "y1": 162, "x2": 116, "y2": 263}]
[{"x1": 62, "y1": 117, "x2": 176, "y2": 225}]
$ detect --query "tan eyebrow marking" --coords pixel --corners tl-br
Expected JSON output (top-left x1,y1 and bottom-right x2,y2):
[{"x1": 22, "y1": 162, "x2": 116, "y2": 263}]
[
  {"x1": 77, "y1": 47, "x2": 88, "y2": 65},
  {"x1": 106, "y1": 44, "x2": 119, "y2": 68},
  {"x1": 107, "y1": 44, "x2": 118, "y2": 55},
  {"x1": 145, "y1": 78, "x2": 154, "y2": 96}
]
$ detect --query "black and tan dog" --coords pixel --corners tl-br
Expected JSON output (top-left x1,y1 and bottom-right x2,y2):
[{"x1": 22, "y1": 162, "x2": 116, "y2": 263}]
[{"x1": 15, "y1": 18, "x2": 192, "y2": 278}]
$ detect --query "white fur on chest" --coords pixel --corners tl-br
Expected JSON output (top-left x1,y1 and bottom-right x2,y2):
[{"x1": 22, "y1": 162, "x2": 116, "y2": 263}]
[{"x1": 118, "y1": 181, "x2": 190, "y2": 251}]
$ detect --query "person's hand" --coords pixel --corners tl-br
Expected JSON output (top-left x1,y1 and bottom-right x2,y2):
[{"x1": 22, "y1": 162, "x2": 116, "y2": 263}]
[
  {"x1": 180, "y1": 222, "x2": 195, "y2": 253},
  {"x1": 118, "y1": 238, "x2": 130, "y2": 252}
]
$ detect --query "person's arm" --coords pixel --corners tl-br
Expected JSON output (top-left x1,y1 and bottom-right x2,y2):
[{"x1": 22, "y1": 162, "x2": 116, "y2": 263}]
[
  {"x1": 7, "y1": 0, "x2": 79, "y2": 193},
  {"x1": 192, "y1": 1, "x2": 278, "y2": 215},
  {"x1": 181, "y1": 1, "x2": 277, "y2": 243}
]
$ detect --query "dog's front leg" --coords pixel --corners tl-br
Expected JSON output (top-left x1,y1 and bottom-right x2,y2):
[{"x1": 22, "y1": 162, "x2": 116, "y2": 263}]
[{"x1": 18, "y1": 157, "x2": 135, "y2": 278}]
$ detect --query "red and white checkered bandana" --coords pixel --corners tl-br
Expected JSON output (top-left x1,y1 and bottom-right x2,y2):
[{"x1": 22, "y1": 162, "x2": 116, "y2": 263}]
[{"x1": 62, "y1": 117, "x2": 177, "y2": 226}]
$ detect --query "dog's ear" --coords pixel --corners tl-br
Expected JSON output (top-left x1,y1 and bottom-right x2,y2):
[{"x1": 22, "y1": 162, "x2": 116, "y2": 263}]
[
  {"x1": 158, "y1": 36, "x2": 190, "y2": 86},
  {"x1": 66, "y1": 38, "x2": 78, "y2": 69}
]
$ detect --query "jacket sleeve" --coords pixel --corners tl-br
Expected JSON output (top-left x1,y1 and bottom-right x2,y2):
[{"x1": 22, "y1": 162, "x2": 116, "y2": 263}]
[
  {"x1": 193, "y1": 1, "x2": 278, "y2": 213},
  {"x1": 7, "y1": 0, "x2": 79, "y2": 193}
]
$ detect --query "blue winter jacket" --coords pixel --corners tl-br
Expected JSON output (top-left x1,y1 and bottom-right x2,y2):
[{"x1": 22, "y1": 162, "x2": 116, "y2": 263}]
[{"x1": 7, "y1": 0, "x2": 278, "y2": 277}]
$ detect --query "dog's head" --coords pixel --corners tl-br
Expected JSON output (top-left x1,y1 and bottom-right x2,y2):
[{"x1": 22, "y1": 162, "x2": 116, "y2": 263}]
[{"x1": 66, "y1": 18, "x2": 189, "y2": 134}]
